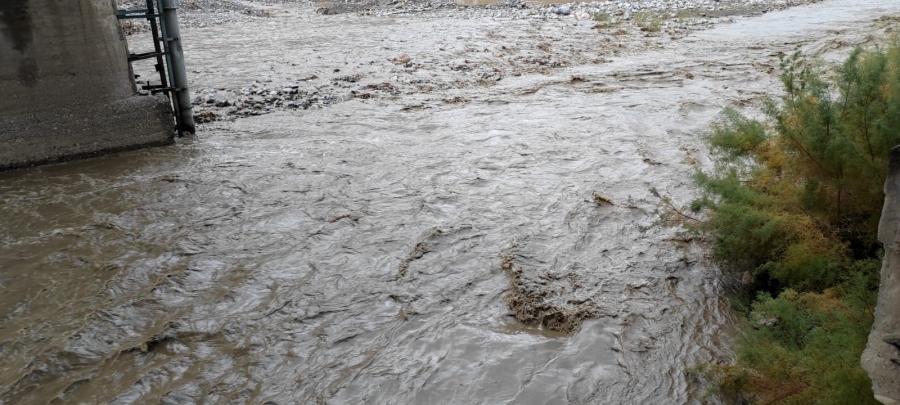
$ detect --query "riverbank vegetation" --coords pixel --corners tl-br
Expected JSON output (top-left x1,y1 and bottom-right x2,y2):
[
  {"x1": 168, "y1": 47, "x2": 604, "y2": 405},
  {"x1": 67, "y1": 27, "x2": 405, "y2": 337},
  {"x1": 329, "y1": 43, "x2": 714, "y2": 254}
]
[{"x1": 682, "y1": 42, "x2": 900, "y2": 403}]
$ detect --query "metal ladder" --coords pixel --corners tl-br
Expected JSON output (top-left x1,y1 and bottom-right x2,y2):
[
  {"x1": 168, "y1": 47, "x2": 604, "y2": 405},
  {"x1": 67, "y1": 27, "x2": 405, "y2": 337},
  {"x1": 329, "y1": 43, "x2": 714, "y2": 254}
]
[{"x1": 117, "y1": 0, "x2": 195, "y2": 134}]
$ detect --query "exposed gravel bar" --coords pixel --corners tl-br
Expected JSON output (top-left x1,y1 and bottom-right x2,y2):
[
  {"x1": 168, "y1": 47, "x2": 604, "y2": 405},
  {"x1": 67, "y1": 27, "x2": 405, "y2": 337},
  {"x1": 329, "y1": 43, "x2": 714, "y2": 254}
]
[{"x1": 116, "y1": 0, "x2": 825, "y2": 29}]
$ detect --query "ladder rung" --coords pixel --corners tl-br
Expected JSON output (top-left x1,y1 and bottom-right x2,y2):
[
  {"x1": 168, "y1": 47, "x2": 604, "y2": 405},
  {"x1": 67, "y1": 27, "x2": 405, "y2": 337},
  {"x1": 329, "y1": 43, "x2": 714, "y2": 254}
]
[
  {"x1": 117, "y1": 13, "x2": 161, "y2": 19},
  {"x1": 118, "y1": 8, "x2": 151, "y2": 14},
  {"x1": 129, "y1": 51, "x2": 167, "y2": 62},
  {"x1": 150, "y1": 87, "x2": 177, "y2": 94}
]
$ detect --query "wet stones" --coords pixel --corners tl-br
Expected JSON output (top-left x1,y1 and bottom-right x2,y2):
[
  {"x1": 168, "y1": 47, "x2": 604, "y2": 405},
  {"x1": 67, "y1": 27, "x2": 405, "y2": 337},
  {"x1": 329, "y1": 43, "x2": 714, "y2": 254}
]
[
  {"x1": 116, "y1": 0, "x2": 274, "y2": 29},
  {"x1": 334, "y1": 74, "x2": 361, "y2": 83},
  {"x1": 194, "y1": 110, "x2": 219, "y2": 123},
  {"x1": 516, "y1": 55, "x2": 566, "y2": 68},
  {"x1": 316, "y1": 5, "x2": 342, "y2": 15},
  {"x1": 185, "y1": 69, "x2": 429, "y2": 124},
  {"x1": 450, "y1": 63, "x2": 473, "y2": 72},
  {"x1": 392, "y1": 54, "x2": 412, "y2": 64},
  {"x1": 190, "y1": 80, "x2": 343, "y2": 120},
  {"x1": 478, "y1": 71, "x2": 503, "y2": 82},
  {"x1": 550, "y1": 5, "x2": 571, "y2": 15},
  {"x1": 118, "y1": 0, "x2": 827, "y2": 33},
  {"x1": 365, "y1": 82, "x2": 398, "y2": 93},
  {"x1": 350, "y1": 91, "x2": 374, "y2": 99},
  {"x1": 370, "y1": 0, "x2": 826, "y2": 34},
  {"x1": 442, "y1": 96, "x2": 469, "y2": 103}
]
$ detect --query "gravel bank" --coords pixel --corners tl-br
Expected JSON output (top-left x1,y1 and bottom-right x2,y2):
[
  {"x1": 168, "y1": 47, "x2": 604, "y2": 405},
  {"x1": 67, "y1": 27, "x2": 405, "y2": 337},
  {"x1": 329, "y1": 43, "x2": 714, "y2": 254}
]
[{"x1": 116, "y1": 0, "x2": 825, "y2": 29}]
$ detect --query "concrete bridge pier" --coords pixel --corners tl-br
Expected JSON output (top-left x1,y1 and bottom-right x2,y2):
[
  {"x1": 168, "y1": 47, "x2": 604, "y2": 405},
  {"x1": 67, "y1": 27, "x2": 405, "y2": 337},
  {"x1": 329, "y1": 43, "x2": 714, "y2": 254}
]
[{"x1": 0, "y1": 0, "x2": 175, "y2": 170}]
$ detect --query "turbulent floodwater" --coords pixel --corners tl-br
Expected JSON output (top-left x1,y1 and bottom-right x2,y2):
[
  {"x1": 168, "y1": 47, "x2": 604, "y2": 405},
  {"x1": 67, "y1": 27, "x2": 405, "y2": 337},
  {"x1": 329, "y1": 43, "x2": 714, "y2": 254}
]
[{"x1": 2, "y1": 1, "x2": 900, "y2": 403}]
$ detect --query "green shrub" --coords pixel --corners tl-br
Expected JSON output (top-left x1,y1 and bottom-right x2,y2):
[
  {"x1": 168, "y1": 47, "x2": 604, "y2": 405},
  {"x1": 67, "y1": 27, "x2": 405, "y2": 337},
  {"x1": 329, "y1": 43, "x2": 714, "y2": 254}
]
[
  {"x1": 694, "y1": 45, "x2": 900, "y2": 291},
  {"x1": 633, "y1": 12, "x2": 662, "y2": 32},
  {"x1": 683, "y1": 43, "x2": 900, "y2": 403},
  {"x1": 692, "y1": 277, "x2": 878, "y2": 404},
  {"x1": 592, "y1": 12, "x2": 622, "y2": 29}
]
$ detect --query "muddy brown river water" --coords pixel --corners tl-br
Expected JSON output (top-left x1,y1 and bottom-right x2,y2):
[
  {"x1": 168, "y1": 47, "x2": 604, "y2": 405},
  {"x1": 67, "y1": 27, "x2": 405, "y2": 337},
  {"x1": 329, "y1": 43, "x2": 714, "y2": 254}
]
[{"x1": 2, "y1": 1, "x2": 900, "y2": 403}]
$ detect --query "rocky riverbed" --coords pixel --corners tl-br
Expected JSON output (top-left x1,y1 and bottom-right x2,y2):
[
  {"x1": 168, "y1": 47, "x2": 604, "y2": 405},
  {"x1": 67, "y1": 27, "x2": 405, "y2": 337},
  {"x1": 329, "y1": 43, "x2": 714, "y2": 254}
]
[
  {"x1": 117, "y1": 0, "x2": 829, "y2": 125},
  {"x1": 173, "y1": 0, "x2": 828, "y2": 124},
  {"x1": 117, "y1": 0, "x2": 825, "y2": 28}
]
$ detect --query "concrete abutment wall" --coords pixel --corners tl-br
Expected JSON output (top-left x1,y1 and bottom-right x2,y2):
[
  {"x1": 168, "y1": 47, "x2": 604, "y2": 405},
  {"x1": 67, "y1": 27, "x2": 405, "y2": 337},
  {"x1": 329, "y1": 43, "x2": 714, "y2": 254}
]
[
  {"x1": 0, "y1": 0, "x2": 174, "y2": 170},
  {"x1": 863, "y1": 146, "x2": 900, "y2": 405}
]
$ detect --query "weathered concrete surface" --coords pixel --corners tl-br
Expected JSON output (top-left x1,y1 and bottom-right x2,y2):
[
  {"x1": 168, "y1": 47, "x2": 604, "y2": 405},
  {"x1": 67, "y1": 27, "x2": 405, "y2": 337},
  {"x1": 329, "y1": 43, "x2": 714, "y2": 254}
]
[
  {"x1": 0, "y1": 0, "x2": 173, "y2": 170},
  {"x1": 863, "y1": 145, "x2": 900, "y2": 405}
]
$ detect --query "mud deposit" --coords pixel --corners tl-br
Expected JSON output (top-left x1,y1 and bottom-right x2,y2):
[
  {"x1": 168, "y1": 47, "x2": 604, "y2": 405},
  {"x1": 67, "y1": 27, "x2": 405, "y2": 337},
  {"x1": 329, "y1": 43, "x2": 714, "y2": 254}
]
[{"x1": 3, "y1": 1, "x2": 900, "y2": 403}]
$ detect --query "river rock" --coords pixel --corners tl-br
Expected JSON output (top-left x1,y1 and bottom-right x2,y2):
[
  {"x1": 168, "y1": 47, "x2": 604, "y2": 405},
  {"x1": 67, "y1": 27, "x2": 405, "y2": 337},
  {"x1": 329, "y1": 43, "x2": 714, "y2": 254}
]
[
  {"x1": 862, "y1": 145, "x2": 900, "y2": 405},
  {"x1": 555, "y1": 5, "x2": 572, "y2": 15}
]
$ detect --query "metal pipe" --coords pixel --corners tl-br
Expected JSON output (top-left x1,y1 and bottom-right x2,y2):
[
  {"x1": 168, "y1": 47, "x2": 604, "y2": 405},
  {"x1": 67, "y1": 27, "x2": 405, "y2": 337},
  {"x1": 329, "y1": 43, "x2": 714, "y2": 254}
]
[{"x1": 159, "y1": 0, "x2": 195, "y2": 134}]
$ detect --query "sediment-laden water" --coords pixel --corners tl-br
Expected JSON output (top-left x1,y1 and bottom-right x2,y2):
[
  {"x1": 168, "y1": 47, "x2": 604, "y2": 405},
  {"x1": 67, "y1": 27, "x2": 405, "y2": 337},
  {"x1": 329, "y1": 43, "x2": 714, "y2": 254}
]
[{"x1": 2, "y1": 1, "x2": 899, "y2": 403}]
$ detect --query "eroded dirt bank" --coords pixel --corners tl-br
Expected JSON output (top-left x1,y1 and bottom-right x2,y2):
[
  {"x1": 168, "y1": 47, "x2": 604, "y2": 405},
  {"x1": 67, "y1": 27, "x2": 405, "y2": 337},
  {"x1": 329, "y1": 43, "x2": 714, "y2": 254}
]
[{"x1": 2, "y1": 1, "x2": 900, "y2": 404}]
